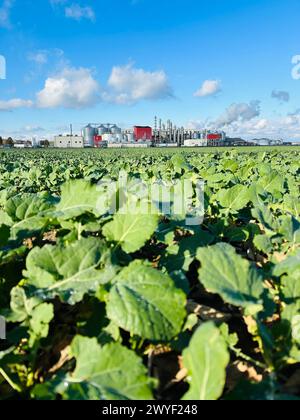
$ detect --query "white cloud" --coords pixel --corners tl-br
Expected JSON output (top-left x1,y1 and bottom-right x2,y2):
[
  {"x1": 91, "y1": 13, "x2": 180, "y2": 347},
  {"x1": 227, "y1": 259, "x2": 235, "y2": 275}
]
[
  {"x1": 253, "y1": 118, "x2": 268, "y2": 130},
  {"x1": 213, "y1": 113, "x2": 300, "y2": 141},
  {"x1": 65, "y1": 3, "x2": 95, "y2": 22},
  {"x1": 0, "y1": 0, "x2": 14, "y2": 28},
  {"x1": 106, "y1": 63, "x2": 172, "y2": 104},
  {"x1": 194, "y1": 80, "x2": 221, "y2": 98},
  {"x1": 2, "y1": 63, "x2": 173, "y2": 110},
  {"x1": 0, "y1": 98, "x2": 33, "y2": 111},
  {"x1": 214, "y1": 101, "x2": 261, "y2": 128},
  {"x1": 271, "y1": 90, "x2": 290, "y2": 103},
  {"x1": 36, "y1": 66, "x2": 100, "y2": 109}
]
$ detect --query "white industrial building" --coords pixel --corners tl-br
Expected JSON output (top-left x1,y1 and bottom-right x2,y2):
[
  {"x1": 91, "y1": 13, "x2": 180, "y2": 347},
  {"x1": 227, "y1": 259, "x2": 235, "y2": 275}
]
[
  {"x1": 184, "y1": 139, "x2": 208, "y2": 147},
  {"x1": 54, "y1": 135, "x2": 84, "y2": 148}
]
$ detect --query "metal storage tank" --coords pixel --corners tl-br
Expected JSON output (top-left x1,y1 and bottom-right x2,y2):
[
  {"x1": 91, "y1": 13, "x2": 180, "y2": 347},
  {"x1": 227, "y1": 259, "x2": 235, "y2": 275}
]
[
  {"x1": 82, "y1": 124, "x2": 97, "y2": 147},
  {"x1": 98, "y1": 124, "x2": 109, "y2": 135},
  {"x1": 110, "y1": 124, "x2": 122, "y2": 135}
]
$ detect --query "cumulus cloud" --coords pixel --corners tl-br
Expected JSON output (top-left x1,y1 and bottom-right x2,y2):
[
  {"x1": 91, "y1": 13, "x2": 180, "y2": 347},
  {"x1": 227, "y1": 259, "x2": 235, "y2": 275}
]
[
  {"x1": 194, "y1": 80, "x2": 221, "y2": 98},
  {"x1": 2, "y1": 63, "x2": 173, "y2": 110},
  {"x1": 105, "y1": 64, "x2": 173, "y2": 104},
  {"x1": 215, "y1": 101, "x2": 261, "y2": 128},
  {"x1": 0, "y1": 98, "x2": 34, "y2": 111},
  {"x1": 36, "y1": 67, "x2": 100, "y2": 109},
  {"x1": 271, "y1": 90, "x2": 290, "y2": 103},
  {"x1": 0, "y1": 0, "x2": 14, "y2": 28},
  {"x1": 225, "y1": 115, "x2": 300, "y2": 140}
]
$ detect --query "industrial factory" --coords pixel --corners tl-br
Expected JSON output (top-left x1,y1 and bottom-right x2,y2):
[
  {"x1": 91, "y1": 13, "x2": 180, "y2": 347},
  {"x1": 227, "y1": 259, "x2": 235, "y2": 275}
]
[
  {"x1": 1, "y1": 117, "x2": 289, "y2": 149},
  {"x1": 54, "y1": 118, "x2": 227, "y2": 149}
]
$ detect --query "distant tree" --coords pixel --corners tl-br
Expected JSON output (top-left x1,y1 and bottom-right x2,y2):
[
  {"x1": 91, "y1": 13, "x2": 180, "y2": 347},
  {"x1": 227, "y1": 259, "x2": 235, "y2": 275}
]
[{"x1": 40, "y1": 140, "x2": 50, "y2": 148}]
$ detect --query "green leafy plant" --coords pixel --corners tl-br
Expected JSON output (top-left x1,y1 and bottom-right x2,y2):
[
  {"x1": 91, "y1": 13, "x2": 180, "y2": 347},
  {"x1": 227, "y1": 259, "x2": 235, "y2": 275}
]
[{"x1": 0, "y1": 147, "x2": 299, "y2": 400}]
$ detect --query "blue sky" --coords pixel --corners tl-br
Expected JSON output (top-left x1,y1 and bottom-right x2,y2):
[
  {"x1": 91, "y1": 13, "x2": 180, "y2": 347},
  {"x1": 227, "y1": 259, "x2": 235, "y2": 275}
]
[{"x1": 0, "y1": 0, "x2": 300, "y2": 140}]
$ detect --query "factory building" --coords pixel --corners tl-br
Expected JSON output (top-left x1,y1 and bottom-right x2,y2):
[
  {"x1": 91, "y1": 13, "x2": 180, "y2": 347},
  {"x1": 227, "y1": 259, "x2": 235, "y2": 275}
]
[
  {"x1": 252, "y1": 138, "x2": 283, "y2": 146},
  {"x1": 81, "y1": 123, "x2": 152, "y2": 147},
  {"x1": 134, "y1": 126, "x2": 152, "y2": 141},
  {"x1": 152, "y1": 117, "x2": 226, "y2": 147},
  {"x1": 55, "y1": 119, "x2": 227, "y2": 149},
  {"x1": 54, "y1": 135, "x2": 84, "y2": 148}
]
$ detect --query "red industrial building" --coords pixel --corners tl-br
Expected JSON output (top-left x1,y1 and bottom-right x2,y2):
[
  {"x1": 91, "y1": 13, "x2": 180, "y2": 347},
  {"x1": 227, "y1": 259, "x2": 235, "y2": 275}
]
[
  {"x1": 134, "y1": 126, "x2": 152, "y2": 141},
  {"x1": 207, "y1": 133, "x2": 222, "y2": 141}
]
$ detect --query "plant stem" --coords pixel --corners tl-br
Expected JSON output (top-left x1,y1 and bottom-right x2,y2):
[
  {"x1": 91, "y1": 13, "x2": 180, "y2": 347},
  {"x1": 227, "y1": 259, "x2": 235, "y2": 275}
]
[
  {"x1": 0, "y1": 367, "x2": 22, "y2": 393},
  {"x1": 231, "y1": 347, "x2": 267, "y2": 371}
]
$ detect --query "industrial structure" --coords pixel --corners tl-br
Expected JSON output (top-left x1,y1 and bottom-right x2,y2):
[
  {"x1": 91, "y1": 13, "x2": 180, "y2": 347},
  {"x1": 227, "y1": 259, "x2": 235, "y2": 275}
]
[
  {"x1": 3, "y1": 117, "x2": 291, "y2": 149},
  {"x1": 75, "y1": 118, "x2": 227, "y2": 149},
  {"x1": 54, "y1": 135, "x2": 84, "y2": 148}
]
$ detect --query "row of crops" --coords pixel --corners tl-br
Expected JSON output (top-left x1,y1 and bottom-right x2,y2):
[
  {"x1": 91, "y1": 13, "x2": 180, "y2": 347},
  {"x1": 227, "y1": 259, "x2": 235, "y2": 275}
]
[{"x1": 0, "y1": 147, "x2": 299, "y2": 400}]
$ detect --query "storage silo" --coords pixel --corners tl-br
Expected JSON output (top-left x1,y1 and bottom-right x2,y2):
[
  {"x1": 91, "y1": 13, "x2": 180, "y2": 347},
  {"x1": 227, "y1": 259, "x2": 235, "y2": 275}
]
[
  {"x1": 82, "y1": 124, "x2": 97, "y2": 147},
  {"x1": 98, "y1": 124, "x2": 109, "y2": 135},
  {"x1": 111, "y1": 124, "x2": 122, "y2": 135}
]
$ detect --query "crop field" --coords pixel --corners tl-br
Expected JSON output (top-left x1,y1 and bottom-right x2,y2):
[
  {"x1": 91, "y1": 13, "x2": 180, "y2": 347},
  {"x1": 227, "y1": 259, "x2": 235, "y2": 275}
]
[{"x1": 0, "y1": 146, "x2": 299, "y2": 400}]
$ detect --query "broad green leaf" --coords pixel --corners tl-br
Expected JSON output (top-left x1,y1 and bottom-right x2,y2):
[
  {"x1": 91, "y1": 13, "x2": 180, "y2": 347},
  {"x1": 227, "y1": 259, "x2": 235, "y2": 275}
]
[
  {"x1": 279, "y1": 215, "x2": 300, "y2": 245},
  {"x1": 4, "y1": 193, "x2": 54, "y2": 240},
  {"x1": 182, "y1": 322, "x2": 229, "y2": 400},
  {"x1": 253, "y1": 234, "x2": 273, "y2": 254},
  {"x1": 170, "y1": 154, "x2": 192, "y2": 173},
  {"x1": 224, "y1": 226, "x2": 249, "y2": 243},
  {"x1": 197, "y1": 243, "x2": 265, "y2": 310},
  {"x1": 252, "y1": 205, "x2": 279, "y2": 233},
  {"x1": 7, "y1": 286, "x2": 40, "y2": 323},
  {"x1": 282, "y1": 195, "x2": 300, "y2": 218},
  {"x1": 257, "y1": 172, "x2": 285, "y2": 196},
  {"x1": 281, "y1": 274, "x2": 300, "y2": 323},
  {"x1": 273, "y1": 251, "x2": 300, "y2": 278},
  {"x1": 216, "y1": 184, "x2": 249, "y2": 212},
  {"x1": 24, "y1": 238, "x2": 115, "y2": 305},
  {"x1": 273, "y1": 252, "x2": 300, "y2": 323},
  {"x1": 103, "y1": 211, "x2": 159, "y2": 253},
  {"x1": 6, "y1": 287, "x2": 54, "y2": 346},
  {"x1": 248, "y1": 183, "x2": 267, "y2": 207},
  {"x1": 107, "y1": 261, "x2": 186, "y2": 341},
  {"x1": 55, "y1": 180, "x2": 103, "y2": 220},
  {"x1": 62, "y1": 336, "x2": 153, "y2": 400},
  {"x1": 161, "y1": 229, "x2": 213, "y2": 272}
]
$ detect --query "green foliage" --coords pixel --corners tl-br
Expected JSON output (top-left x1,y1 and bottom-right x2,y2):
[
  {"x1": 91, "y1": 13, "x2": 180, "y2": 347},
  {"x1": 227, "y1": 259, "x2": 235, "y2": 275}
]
[
  {"x1": 0, "y1": 147, "x2": 299, "y2": 401},
  {"x1": 103, "y1": 211, "x2": 159, "y2": 253},
  {"x1": 107, "y1": 260, "x2": 186, "y2": 341},
  {"x1": 60, "y1": 336, "x2": 153, "y2": 400},
  {"x1": 182, "y1": 322, "x2": 229, "y2": 400},
  {"x1": 197, "y1": 243, "x2": 265, "y2": 312},
  {"x1": 24, "y1": 238, "x2": 115, "y2": 305}
]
